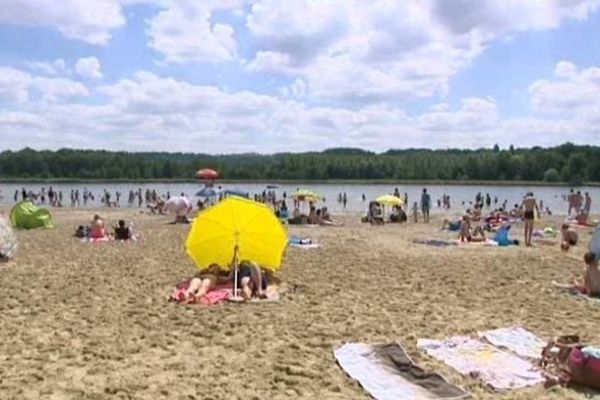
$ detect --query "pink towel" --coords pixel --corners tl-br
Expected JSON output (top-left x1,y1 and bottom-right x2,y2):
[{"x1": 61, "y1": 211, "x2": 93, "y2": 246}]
[{"x1": 170, "y1": 280, "x2": 232, "y2": 305}]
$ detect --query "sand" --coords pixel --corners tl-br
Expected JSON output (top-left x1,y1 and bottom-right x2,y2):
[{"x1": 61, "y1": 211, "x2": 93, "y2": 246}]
[{"x1": 1, "y1": 207, "x2": 599, "y2": 400}]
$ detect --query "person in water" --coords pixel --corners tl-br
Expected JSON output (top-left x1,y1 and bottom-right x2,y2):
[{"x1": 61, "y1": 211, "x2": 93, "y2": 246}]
[{"x1": 520, "y1": 192, "x2": 539, "y2": 247}]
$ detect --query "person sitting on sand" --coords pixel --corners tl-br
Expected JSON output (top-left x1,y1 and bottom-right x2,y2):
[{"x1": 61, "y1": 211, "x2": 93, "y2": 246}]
[
  {"x1": 575, "y1": 210, "x2": 590, "y2": 226},
  {"x1": 74, "y1": 225, "x2": 89, "y2": 238},
  {"x1": 458, "y1": 215, "x2": 486, "y2": 242},
  {"x1": 554, "y1": 252, "x2": 600, "y2": 298},
  {"x1": 89, "y1": 215, "x2": 108, "y2": 239},
  {"x1": 114, "y1": 220, "x2": 133, "y2": 241},
  {"x1": 560, "y1": 223, "x2": 578, "y2": 251},
  {"x1": 235, "y1": 260, "x2": 268, "y2": 299},
  {"x1": 318, "y1": 207, "x2": 341, "y2": 226},
  {"x1": 183, "y1": 264, "x2": 228, "y2": 303}
]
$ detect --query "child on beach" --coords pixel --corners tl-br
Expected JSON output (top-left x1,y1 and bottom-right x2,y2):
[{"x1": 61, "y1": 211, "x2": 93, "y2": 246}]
[
  {"x1": 554, "y1": 252, "x2": 600, "y2": 298},
  {"x1": 411, "y1": 202, "x2": 419, "y2": 223},
  {"x1": 114, "y1": 220, "x2": 133, "y2": 241}
]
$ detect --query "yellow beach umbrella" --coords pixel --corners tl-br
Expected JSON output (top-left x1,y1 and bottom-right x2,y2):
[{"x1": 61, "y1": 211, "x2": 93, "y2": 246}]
[
  {"x1": 292, "y1": 189, "x2": 321, "y2": 202},
  {"x1": 376, "y1": 194, "x2": 404, "y2": 206},
  {"x1": 185, "y1": 197, "x2": 287, "y2": 272}
]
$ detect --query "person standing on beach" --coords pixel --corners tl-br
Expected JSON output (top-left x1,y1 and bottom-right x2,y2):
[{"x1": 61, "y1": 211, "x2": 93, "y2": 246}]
[
  {"x1": 404, "y1": 193, "x2": 408, "y2": 207},
  {"x1": 567, "y1": 189, "x2": 575, "y2": 215},
  {"x1": 362, "y1": 193, "x2": 366, "y2": 202},
  {"x1": 342, "y1": 193, "x2": 347, "y2": 209},
  {"x1": 420, "y1": 188, "x2": 431, "y2": 223},
  {"x1": 584, "y1": 192, "x2": 592, "y2": 216},
  {"x1": 520, "y1": 192, "x2": 540, "y2": 247}
]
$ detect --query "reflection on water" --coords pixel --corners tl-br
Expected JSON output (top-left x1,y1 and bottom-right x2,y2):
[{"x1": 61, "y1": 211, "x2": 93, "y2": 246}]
[{"x1": 0, "y1": 182, "x2": 597, "y2": 216}]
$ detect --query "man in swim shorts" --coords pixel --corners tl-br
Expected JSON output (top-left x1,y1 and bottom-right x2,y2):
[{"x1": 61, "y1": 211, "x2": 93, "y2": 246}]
[{"x1": 520, "y1": 192, "x2": 539, "y2": 247}]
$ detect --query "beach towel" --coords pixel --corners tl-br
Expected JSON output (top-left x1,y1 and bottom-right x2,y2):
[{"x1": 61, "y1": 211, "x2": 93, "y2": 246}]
[
  {"x1": 417, "y1": 336, "x2": 544, "y2": 391},
  {"x1": 479, "y1": 327, "x2": 545, "y2": 360},
  {"x1": 553, "y1": 284, "x2": 600, "y2": 304},
  {"x1": 451, "y1": 239, "x2": 499, "y2": 247},
  {"x1": 413, "y1": 239, "x2": 458, "y2": 247},
  {"x1": 170, "y1": 281, "x2": 232, "y2": 305},
  {"x1": 335, "y1": 343, "x2": 469, "y2": 400},
  {"x1": 289, "y1": 235, "x2": 320, "y2": 249}
]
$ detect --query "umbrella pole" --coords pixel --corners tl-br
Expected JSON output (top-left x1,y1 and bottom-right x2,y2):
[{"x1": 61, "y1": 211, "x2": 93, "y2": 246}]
[{"x1": 233, "y1": 245, "x2": 239, "y2": 300}]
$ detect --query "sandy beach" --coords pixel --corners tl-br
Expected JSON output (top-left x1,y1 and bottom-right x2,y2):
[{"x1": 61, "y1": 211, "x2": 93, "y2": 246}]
[{"x1": 1, "y1": 207, "x2": 599, "y2": 400}]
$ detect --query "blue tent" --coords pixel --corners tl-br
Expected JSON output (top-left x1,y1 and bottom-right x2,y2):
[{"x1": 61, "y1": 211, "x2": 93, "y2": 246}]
[{"x1": 195, "y1": 187, "x2": 221, "y2": 198}]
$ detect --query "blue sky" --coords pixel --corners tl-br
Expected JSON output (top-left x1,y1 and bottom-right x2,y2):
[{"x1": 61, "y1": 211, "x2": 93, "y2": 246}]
[{"x1": 0, "y1": 0, "x2": 599, "y2": 153}]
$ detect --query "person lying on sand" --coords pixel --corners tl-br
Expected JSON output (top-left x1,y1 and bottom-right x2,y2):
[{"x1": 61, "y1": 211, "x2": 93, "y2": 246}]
[
  {"x1": 560, "y1": 223, "x2": 578, "y2": 251},
  {"x1": 183, "y1": 264, "x2": 228, "y2": 303},
  {"x1": 553, "y1": 252, "x2": 600, "y2": 298},
  {"x1": 235, "y1": 260, "x2": 268, "y2": 299},
  {"x1": 441, "y1": 218, "x2": 461, "y2": 231}
]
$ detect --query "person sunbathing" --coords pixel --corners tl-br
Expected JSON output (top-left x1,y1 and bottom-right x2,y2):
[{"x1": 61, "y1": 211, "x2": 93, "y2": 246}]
[
  {"x1": 554, "y1": 252, "x2": 600, "y2": 298},
  {"x1": 114, "y1": 220, "x2": 133, "y2": 241},
  {"x1": 236, "y1": 260, "x2": 268, "y2": 299},
  {"x1": 458, "y1": 215, "x2": 486, "y2": 242},
  {"x1": 319, "y1": 207, "x2": 342, "y2": 226},
  {"x1": 89, "y1": 215, "x2": 108, "y2": 239},
  {"x1": 560, "y1": 223, "x2": 578, "y2": 251},
  {"x1": 184, "y1": 264, "x2": 228, "y2": 302},
  {"x1": 441, "y1": 218, "x2": 461, "y2": 231}
]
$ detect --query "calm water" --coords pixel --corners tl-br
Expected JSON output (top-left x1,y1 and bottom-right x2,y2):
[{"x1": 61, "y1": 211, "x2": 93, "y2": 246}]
[{"x1": 1, "y1": 182, "x2": 598, "y2": 216}]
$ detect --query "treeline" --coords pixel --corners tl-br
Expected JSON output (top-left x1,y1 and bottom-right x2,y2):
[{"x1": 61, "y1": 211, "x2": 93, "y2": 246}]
[{"x1": 0, "y1": 143, "x2": 599, "y2": 183}]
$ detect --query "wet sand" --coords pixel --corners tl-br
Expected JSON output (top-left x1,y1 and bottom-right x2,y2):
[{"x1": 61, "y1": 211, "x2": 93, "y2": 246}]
[{"x1": 0, "y1": 207, "x2": 599, "y2": 400}]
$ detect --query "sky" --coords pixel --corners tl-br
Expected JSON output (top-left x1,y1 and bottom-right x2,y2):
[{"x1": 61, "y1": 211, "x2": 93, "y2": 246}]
[{"x1": 0, "y1": 0, "x2": 599, "y2": 154}]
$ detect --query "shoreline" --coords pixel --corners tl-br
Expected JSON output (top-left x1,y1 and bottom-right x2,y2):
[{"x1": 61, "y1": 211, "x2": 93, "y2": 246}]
[{"x1": 1, "y1": 178, "x2": 599, "y2": 187}]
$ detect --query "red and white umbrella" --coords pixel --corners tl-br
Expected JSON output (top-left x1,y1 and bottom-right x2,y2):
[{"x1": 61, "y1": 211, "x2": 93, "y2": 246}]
[{"x1": 196, "y1": 169, "x2": 218, "y2": 180}]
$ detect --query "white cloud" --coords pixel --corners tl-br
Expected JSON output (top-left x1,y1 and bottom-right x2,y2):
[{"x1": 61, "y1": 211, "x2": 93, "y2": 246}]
[
  {"x1": 75, "y1": 57, "x2": 103, "y2": 79},
  {"x1": 529, "y1": 61, "x2": 600, "y2": 115},
  {"x1": 146, "y1": 0, "x2": 243, "y2": 64},
  {"x1": 24, "y1": 59, "x2": 67, "y2": 76},
  {"x1": 0, "y1": 67, "x2": 88, "y2": 104},
  {"x1": 2, "y1": 66, "x2": 596, "y2": 153},
  {"x1": 0, "y1": 0, "x2": 125, "y2": 45},
  {"x1": 245, "y1": 0, "x2": 600, "y2": 104}
]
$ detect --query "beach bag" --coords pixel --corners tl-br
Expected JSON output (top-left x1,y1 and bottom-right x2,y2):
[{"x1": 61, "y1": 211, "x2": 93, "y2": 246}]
[{"x1": 540, "y1": 335, "x2": 600, "y2": 390}]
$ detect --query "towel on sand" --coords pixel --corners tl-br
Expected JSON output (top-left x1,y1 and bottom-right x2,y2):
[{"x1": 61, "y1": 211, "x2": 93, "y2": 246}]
[
  {"x1": 417, "y1": 336, "x2": 544, "y2": 391},
  {"x1": 335, "y1": 343, "x2": 469, "y2": 400},
  {"x1": 479, "y1": 327, "x2": 545, "y2": 360},
  {"x1": 413, "y1": 239, "x2": 458, "y2": 247},
  {"x1": 170, "y1": 281, "x2": 232, "y2": 305},
  {"x1": 289, "y1": 235, "x2": 320, "y2": 249},
  {"x1": 170, "y1": 280, "x2": 283, "y2": 305}
]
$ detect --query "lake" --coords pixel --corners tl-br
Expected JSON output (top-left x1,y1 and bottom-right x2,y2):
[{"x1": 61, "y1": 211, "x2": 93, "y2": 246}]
[{"x1": 0, "y1": 182, "x2": 597, "y2": 216}]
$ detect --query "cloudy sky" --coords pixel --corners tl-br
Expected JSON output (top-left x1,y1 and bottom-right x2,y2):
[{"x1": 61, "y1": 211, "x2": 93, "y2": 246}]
[{"x1": 1, "y1": 0, "x2": 599, "y2": 153}]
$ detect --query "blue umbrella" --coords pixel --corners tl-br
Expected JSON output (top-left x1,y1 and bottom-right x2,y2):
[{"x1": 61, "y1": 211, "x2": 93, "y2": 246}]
[
  {"x1": 195, "y1": 187, "x2": 221, "y2": 198},
  {"x1": 223, "y1": 189, "x2": 249, "y2": 199}
]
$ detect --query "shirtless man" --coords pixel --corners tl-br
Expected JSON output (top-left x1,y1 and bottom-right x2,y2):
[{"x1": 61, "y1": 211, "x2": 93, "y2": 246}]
[
  {"x1": 520, "y1": 192, "x2": 540, "y2": 247},
  {"x1": 560, "y1": 223, "x2": 578, "y2": 251}
]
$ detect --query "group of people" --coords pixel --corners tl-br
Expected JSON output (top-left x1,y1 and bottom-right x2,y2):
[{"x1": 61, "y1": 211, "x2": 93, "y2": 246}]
[
  {"x1": 75, "y1": 215, "x2": 135, "y2": 241},
  {"x1": 288, "y1": 204, "x2": 340, "y2": 226},
  {"x1": 177, "y1": 260, "x2": 269, "y2": 302}
]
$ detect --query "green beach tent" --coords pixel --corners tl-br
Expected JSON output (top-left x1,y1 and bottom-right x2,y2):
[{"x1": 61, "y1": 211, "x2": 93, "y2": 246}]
[{"x1": 10, "y1": 201, "x2": 54, "y2": 229}]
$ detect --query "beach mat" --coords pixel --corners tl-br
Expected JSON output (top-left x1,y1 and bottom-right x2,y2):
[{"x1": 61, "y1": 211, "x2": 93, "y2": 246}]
[
  {"x1": 335, "y1": 343, "x2": 469, "y2": 400},
  {"x1": 289, "y1": 235, "x2": 320, "y2": 249},
  {"x1": 478, "y1": 327, "x2": 545, "y2": 360},
  {"x1": 413, "y1": 239, "x2": 458, "y2": 247},
  {"x1": 417, "y1": 336, "x2": 544, "y2": 391}
]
